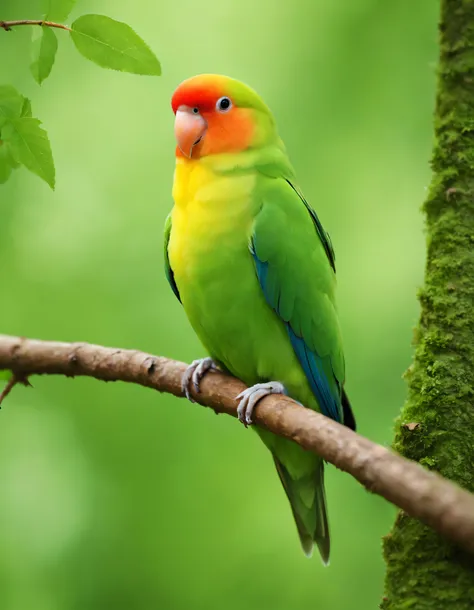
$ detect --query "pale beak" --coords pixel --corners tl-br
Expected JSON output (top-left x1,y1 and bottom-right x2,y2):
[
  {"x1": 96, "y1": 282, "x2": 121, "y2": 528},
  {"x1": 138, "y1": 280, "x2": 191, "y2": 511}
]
[{"x1": 174, "y1": 106, "x2": 207, "y2": 158}]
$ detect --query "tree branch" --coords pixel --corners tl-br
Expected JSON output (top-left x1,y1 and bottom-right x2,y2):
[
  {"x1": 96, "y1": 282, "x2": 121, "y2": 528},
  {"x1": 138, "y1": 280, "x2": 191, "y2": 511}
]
[
  {"x1": 1, "y1": 333, "x2": 474, "y2": 554},
  {"x1": 0, "y1": 374, "x2": 18, "y2": 407},
  {"x1": 0, "y1": 20, "x2": 70, "y2": 32}
]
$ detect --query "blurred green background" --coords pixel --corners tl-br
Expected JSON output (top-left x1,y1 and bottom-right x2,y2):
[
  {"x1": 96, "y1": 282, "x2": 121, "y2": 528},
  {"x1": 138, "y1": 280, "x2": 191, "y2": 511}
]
[{"x1": 1, "y1": 1, "x2": 438, "y2": 608}]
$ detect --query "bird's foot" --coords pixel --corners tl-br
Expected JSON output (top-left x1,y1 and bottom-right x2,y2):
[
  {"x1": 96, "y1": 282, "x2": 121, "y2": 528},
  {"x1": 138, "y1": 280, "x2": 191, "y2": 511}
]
[
  {"x1": 182, "y1": 357, "x2": 218, "y2": 402},
  {"x1": 236, "y1": 381, "x2": 287, "y2": 427}
]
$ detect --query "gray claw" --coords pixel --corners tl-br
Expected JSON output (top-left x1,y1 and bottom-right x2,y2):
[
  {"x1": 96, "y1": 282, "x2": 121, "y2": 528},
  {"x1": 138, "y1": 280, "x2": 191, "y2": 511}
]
[
  {"x1": 182, "y1": 358, "x2": 217, "y2": 402},
  {"x1": 236, "y1": 381, "x2": 286, "y2": 427}
]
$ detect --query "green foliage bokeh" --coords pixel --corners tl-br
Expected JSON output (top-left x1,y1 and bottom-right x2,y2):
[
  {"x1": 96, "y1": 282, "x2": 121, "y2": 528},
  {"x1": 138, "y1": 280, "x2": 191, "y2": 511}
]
[{"x1": 1, "y1": 0, "x2": 437, "y2": 608}]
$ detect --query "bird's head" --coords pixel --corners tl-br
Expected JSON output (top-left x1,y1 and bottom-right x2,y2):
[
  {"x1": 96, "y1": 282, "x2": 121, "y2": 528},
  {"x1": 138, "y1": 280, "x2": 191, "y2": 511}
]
[{"x1": 171, "y1": 74, "x2": 276, "y2": 159}]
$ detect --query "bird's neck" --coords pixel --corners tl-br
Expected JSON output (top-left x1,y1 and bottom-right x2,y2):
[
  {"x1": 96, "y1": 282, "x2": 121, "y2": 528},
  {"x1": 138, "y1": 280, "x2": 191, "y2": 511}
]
[
  {"x1": 172, "y1": 156, "x2": 257, "y2": 216},
  {"x1": 172, "y1": 143, "x2": 294, "y2": 213}
]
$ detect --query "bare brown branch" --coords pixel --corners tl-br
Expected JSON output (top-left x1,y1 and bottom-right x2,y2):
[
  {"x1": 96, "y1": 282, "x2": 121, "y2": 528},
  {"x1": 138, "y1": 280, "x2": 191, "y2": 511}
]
[
  {"x1": 0, "y1": 20, "x2": 71, "y2": 32},
  {"x1": 0, "y1": 374, "x2": 17, "y2": 407},
  {"x1": 0, "y1": 333, "x2": 473, "y2": 553}
]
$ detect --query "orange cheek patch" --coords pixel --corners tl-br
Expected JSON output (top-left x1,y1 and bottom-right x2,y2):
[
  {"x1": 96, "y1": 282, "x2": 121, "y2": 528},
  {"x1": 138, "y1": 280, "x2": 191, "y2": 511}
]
[{"x1": 200, "y1": 109, "x2": 254, "y2": 157}]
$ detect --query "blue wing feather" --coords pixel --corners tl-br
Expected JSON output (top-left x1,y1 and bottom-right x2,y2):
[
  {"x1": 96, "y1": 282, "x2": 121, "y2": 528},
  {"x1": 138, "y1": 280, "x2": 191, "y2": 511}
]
[
  {"x1": 288, "y1": 330, "x2": 342, "y2": 422},
  {"x1": 251, "y1": 253, "x2": 343, "y2": 423}
]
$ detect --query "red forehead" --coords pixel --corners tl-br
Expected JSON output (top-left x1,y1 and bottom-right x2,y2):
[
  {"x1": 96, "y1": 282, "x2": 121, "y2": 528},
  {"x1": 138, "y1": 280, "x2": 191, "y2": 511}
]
[{"x1": 171, "y1": 78, "x2": 224, "y2": 114}]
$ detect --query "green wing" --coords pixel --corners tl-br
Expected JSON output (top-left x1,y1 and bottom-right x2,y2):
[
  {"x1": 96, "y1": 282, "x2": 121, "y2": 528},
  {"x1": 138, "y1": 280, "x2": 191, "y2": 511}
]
[
  {"x1": 286, "y1": 181, "x2": 336, "y2": 273},
  {"x1": 164, "y1": 213, "x2": 181, "y2": 303},
  {"x1": 250, "y1": 178, "x2": 348, "y2": 424}
]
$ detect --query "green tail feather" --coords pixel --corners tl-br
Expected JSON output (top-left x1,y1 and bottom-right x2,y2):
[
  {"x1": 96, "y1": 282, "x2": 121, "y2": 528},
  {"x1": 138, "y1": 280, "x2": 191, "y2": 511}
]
[{"x1": 273, "y1": 456, "x2": 330, "y2": 564}]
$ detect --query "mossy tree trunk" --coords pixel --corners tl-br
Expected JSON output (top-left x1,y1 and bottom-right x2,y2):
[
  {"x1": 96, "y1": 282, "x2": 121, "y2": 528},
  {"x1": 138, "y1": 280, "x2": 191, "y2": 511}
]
[{"x1": 382, "y1": 1, "x2": 474, "y2": 607}]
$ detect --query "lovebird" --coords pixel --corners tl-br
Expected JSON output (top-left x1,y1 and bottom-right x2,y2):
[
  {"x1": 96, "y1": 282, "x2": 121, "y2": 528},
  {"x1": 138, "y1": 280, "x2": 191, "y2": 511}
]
[{"x1": 164, "y1": 74, "x2": 356, "y2": 563}]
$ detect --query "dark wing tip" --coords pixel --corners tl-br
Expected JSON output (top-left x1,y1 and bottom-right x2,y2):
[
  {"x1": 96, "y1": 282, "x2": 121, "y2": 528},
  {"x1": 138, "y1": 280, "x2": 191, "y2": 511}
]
[{"x1": 342, "y1": 388, "x2": 356, "y2": 431}]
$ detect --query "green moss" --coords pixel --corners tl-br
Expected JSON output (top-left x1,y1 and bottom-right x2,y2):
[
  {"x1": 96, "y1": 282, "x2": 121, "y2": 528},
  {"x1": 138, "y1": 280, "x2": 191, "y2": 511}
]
[{"x1": 381, "y1": 1, "x2": 474, "y2": 607}]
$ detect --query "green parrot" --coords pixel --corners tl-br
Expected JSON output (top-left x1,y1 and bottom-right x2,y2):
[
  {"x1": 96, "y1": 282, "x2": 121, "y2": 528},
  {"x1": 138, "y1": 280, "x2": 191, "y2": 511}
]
[{"x1": 165, "y1": 74, "x2": 355, "y2": 563}]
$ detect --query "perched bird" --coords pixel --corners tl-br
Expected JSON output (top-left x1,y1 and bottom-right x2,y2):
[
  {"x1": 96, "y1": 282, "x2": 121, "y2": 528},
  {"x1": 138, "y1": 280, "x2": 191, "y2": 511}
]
[{"x1": 165, "y1": 74, "x2": 355, "y2": 563}]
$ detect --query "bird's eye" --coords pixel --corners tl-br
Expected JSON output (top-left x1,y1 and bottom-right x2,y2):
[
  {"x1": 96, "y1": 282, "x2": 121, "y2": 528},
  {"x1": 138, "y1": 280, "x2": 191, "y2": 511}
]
[
  {"x1": 192, "y1": 107, "x2": 199, "y2": 114},
  {"x1": 216, "y1": 97, "x2": 232, "y2": 113}
]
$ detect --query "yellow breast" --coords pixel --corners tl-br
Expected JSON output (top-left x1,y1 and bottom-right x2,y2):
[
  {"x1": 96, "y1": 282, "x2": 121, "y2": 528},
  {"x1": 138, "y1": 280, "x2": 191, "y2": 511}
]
[{"x1": 169, "y1": 158, "x2": 256, "y2": 283}]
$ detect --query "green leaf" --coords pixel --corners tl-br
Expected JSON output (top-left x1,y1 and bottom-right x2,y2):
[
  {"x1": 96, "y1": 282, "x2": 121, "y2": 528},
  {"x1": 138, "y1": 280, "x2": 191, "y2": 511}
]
[
  {"x1": 21, "y1": 97, "x2": 33, "y2": 118},
  {"x1": 2, "y1": 118, "x2": 55, "y2": 189},
  {"x1": 30, "y1": 27, "x2": 58, "y2": 85},
  {"x1": 0, "y1": 143, "x2": 13, "y2": 184},
  {"x1": 70, "y1": 15, "x2": 161, "y2": 76},
  {"x1": 0, "y1": 86, "x2": 24, "y2": 128},
  {"x1": 46, "y1": 0, "x2": 77, "y2": 21},
  {"x1": 4, "y1": 141, "x2": 20, "y2": 169},
  {"x1": 0, "y1": 91, "x2": 34, "y2": 183},
  {"x1": 0, "y1": 371, "x2": 11, "y2": 381}
]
